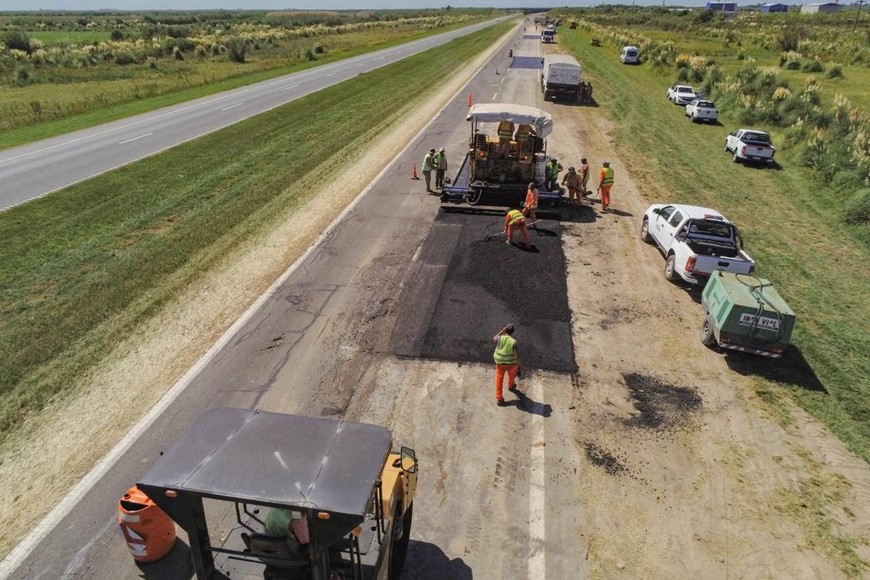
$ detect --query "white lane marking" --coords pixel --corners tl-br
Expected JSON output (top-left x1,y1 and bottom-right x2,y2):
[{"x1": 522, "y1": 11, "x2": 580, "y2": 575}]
[
  {"x1": 222, "y1": 103, "x2": 243, "y2": 111},
  {"x1": 327, "y1": 72, "x2": 336, "y2": 77},
  {"x1": 0, "y1": 27, "x2": 511, "y2": 578},
  {"x1": 529, "y1": 381, "x2": 546, "y2": 579},
  {"x1": 119, "y1": 133, "x2": 153, "y2": 145},
  {"x1": 281, "y1": 84, "x2": 299, "y2": 92}
]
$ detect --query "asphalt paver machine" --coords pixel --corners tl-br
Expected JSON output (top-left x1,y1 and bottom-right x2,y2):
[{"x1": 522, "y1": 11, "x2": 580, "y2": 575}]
[
  {"x1": 138, "y1": 408, "x2": 418, "y2": 580},
  {"x1": 441, "y1": 103, "x2": 562, "y2": 209}
]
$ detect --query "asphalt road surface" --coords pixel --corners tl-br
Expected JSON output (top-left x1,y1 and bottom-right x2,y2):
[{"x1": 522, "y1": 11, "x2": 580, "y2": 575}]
[
  {"x1": 2, "y1": 24, "x2": 588, "y2": 580},
  {"x1": 0, "y1": 17, "x2": 510, "y2": 212}
]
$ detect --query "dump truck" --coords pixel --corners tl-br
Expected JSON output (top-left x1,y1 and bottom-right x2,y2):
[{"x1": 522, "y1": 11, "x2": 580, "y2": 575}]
[
  {"x1": 541, "y1": 54, "x2": 583, "y2": 103},
  {"x1": 700, "y1": 270, "x2": 796, "y2": 358},
  {"x1": 137, "y1": 408, "x2": 418, "y2": 580},
  {"x1": 440, "y1": 103, "x2": 563, "y2": 210}
]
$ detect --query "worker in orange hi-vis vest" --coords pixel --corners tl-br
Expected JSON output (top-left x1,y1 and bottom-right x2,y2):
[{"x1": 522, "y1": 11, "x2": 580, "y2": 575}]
[
  {"x1": 522, "y1": 182, "x2": 539, "y2": 226},
  {"x1": 597, "y1": 160, "x2": 614, "y2": 212}
]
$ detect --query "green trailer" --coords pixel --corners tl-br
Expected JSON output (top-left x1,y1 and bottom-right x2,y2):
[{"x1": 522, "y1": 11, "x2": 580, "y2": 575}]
[{"x1": 701, "y1": 270, "x2": 796, "y2": 358}]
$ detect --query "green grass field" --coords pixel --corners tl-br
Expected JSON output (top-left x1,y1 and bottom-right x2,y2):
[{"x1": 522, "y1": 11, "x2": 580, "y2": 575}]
[
  {"x1": 0, "y1": 20, "x2": 514, "y2": 442},
  {"x1": 560, "y1": 26, "x2": 870, "y2": 465}
]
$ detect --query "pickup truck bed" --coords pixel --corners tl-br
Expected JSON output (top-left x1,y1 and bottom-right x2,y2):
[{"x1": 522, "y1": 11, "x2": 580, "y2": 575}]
[{"x1": 641, "y1": 203, "x2": 755, "y2": 284}]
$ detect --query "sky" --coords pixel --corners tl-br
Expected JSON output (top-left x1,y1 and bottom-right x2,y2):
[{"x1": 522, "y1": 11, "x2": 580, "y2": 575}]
[
  {"x1": 0, "y1": 1, "x2": 682, "y2": 11},
  {"x1": 0, "y1": 1, "x2": 572, "y2": 10}
]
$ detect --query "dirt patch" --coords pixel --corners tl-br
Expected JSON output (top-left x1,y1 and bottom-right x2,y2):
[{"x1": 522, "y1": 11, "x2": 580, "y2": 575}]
[
  {"x1": 584, "y1": 442, "x2": 628, "y2": 476},
  {"x1": 622, "y1": 372, "x2": 702, "y2": 431}
]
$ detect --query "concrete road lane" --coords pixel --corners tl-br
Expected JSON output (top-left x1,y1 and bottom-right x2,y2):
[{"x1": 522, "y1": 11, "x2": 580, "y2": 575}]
[{"x1": 2, "y1": 22, "x2": 591, "y2": 580}]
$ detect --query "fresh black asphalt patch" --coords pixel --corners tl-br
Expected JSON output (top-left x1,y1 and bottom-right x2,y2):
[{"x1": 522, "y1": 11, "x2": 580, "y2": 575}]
[{"x1": 407, "y1": 211, "x2": 575, "y2": 374}]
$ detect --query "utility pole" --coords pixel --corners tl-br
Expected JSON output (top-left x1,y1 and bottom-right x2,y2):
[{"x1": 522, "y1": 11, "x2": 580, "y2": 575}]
[{"x1": 855, "y1": 0, "x2": 865, "y2": 33}]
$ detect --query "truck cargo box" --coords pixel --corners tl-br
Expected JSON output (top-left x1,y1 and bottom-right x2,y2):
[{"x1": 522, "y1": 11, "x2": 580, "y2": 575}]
[{"x1": 701, "y1": 270, "x2": 796, "y2": 358}]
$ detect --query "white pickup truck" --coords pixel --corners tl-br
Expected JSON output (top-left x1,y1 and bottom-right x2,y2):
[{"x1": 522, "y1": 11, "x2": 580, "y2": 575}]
[
  {"x1": 724, "y1": 128, "x2": 776, "y2": 163},
  {"x1": 667, "y1": 84, "x2": 699, "y2": 105},
  {"x1": 685, "y1": 99, "x2": 718, "y2": 123},
  {"x1": 640, "y1": 204, "x2": 755, "y2": 284}
]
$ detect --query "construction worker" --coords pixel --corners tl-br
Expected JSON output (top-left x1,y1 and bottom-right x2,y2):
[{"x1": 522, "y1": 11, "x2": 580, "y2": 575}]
[
  {"x1": 421, "y1": 148, "x2": 436, "y2": 193},
  {"x1": 545, "y1": 157, "x2": 562, "y2": 191},
  {"x1": 434, "y1": 147, "x2": 447, "y2": 189},
  {"x1": 522, "y1": 182, "x2": 539, "y2": 226},
  {"x1": 504, "y1": 208, "x2": 531, "y2": 246},
  {"x1": 579, "y1": 158, "x2": 591, "y2": 198},
  {"x1": 562, "y1": 167, "x2": 582, "y2": 206},
  {"x1": 492, "y1": 324, "x2": 520, "y2": 406},
  {"x1": 597, "y1": 160, "x2": 614, "y2": 212}
]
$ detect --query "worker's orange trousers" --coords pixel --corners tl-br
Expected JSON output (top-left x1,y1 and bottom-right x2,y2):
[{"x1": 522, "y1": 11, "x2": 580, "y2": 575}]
[
  {"x1": 495, "y1": 363, "x2": 519, "y2": 401},
  {"x1": 600, "y1": 185, "x2": 612, "y2": 209}
]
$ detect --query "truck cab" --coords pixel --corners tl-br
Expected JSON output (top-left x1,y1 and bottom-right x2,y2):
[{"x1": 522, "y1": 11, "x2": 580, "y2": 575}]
[
  {"x1": 137, "y1": 408, "x2": 418, "y2": 580},
  {"x1": 541, "y1": 29, "x2": 555, "y2": 43}
]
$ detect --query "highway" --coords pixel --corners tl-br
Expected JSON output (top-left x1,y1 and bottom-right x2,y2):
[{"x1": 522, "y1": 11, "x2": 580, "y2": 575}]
[
  {"x1": 0, "y1": 17, "x2": 509, "y2": 212},
  {"x1": 0, "y1": 18, "x2": 593, "y2": 580}
]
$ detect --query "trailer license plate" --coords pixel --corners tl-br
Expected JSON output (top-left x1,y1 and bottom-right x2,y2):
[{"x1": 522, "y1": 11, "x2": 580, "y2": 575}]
[{"x1": 738, "y1": 313, "x2": 779, "y2": 331}]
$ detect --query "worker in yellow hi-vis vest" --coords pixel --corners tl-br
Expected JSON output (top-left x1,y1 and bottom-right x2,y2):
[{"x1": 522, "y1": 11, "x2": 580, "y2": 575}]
[
  {"x1": 504, "y1": 208, "x2": 531, "y2": 247},
  {"x1": 492, "y1": 324, "x2": 520, "y2": 406}
]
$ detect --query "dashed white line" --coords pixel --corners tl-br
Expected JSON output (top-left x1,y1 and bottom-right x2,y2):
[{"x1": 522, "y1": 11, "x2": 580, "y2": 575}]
[
  {"x1": 281, "y1": 84, "x2": 299, "y2": 92},
  {"x1": 222, "y1": 103, "x2": 243, "y2": 111},
  {"x1": 119, "y1": 133, "x2": 153, "y2": 145}
]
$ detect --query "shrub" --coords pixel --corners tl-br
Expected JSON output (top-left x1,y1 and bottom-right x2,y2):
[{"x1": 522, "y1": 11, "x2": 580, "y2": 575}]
[
  {"x1": 826, "y1": 64, "x2": 843, "y2": 79},
  {"x1": 115, "y1": 51, "x2": 136, "y2": 66},
  {"x1": 844, "y1": 189, "x2": 870, "y2": 225},
  {"x1": 803, "y1": 60, "x2": 824, "y2": 73},
  {"x1": 2, "y1": 30, "x2": 33, "y2": 54}
]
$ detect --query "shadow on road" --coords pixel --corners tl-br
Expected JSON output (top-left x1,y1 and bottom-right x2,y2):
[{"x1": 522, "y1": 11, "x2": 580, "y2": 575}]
[
  {"x1": 725, "y1": 345, "x2": 827, "y2": 394},
  {"x1": 137, "y1": 538, "x2": 195, "y2": 579},
  {"x1": 402, "y1": 540, "x2": 473, "y2": 579},
  {"x1": 506, "y1": 385, "x2": 553, "y2": 417}
]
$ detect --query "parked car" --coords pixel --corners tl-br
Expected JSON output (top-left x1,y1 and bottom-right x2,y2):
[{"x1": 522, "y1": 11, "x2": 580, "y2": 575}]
[
  {"x1": 724, "y1": 128, "x2": 776, "y2": 163},
  {"x1": 640, "y1": 204, "x2": 755, "y2": 284},
  {"x1": 667, "y1": 84, "x2": 699, "y2": 105},
  {"x1": 685, "y1": 99, "x2": 718, "y2": 123}
]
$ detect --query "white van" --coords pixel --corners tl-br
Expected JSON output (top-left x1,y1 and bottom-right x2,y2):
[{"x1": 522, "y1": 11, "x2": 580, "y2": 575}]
[
  {"x1": 620, "y1": 45, "x2": 639, "y2": 64},
  {"x1": 541, "y1": 29, "x2": 555, "y2": 43}
]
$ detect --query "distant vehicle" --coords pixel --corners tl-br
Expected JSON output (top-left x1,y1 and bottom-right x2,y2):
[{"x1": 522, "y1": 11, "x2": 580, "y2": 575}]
[
  {"x1": 541, "y1": 54, "x2": 583, "y2": 102},
  {"x1": 619, "y1": 45, "x2": 639, "y2": 64},
  {"x1": 640, "y1": 204, "x2": 755, "y2": 284},
  {"x1": 541, "y1": 29, "x2": 555, "y2": 43},
  {"x1": 685, "y1": 99, "x2": 718, "y2": 123},
  {"x1": 667, "y1": 84, "x2": 700, "y2": 105},
  {"x1": 724, "y1": 128, "x2": 776, "y2": 163}
]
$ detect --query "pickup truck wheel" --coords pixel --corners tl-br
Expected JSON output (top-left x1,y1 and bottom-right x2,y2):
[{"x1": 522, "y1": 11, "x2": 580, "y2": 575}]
[
  {"x1": 640, "y1": 220, "x2": 653, "y2": 243},
  {"x1": 664, "y1": 255, "x2": 679, "y2": 282},
  {"x1": 732, "y1": 152, "x2": 741, "y2": 164},
  {"x1": 701, "y1": 314, "x2": 717, "y2": 347},
  {"x1": 723, "y1": 142, "x2": 730, "y2": 152}
]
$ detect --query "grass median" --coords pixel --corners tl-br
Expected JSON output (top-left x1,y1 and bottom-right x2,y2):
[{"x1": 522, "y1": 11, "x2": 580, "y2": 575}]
[{"x1": 0, "y1": 21, "x2": 513, "y2": 443}]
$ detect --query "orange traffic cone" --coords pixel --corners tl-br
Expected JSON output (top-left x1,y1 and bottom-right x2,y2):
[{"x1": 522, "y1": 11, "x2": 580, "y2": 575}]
[
  {"x1": 411, "y1": 163, "x2": 420, "y2": 180},
  {"x1": 468, "y1": 92, "x2": 473, "y2": 107}
]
